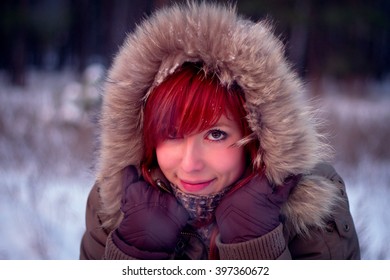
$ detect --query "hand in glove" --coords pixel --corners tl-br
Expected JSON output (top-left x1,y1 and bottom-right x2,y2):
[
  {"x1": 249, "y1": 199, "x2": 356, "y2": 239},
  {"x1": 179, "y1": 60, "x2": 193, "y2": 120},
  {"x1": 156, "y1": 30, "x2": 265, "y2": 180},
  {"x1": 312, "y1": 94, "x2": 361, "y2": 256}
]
[
  {"x1": 216, "y1": 174, "x2": 300, "y2": 244},
  {"x1": 112, "y1": 166, "x2": 189, "y2": 258}
]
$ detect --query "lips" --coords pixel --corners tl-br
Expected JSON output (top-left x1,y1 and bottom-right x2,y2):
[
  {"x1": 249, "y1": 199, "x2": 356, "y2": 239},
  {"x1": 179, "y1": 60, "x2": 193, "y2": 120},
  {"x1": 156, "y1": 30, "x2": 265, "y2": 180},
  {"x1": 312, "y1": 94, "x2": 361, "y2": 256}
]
[{"x1": 179, "y1": 179, "x2": 215, "y2": 193}]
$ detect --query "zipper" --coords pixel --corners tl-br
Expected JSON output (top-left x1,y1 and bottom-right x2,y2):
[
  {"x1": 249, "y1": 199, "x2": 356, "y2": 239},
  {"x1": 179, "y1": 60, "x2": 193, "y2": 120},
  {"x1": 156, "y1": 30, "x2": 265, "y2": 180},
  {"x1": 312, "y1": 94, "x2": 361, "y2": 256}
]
[
  {"x1": 155, "y1": 179, "x2": 172, "y2": 194},
  {"x1": 180, "y1": 230, "x2": 203, "y2": 241},
  {"x1": 175, "y1": 231, "x2": 205, "y2": 259},
  {"x1": 177, "y1": 230, "x2": 220, "y2": 259}
]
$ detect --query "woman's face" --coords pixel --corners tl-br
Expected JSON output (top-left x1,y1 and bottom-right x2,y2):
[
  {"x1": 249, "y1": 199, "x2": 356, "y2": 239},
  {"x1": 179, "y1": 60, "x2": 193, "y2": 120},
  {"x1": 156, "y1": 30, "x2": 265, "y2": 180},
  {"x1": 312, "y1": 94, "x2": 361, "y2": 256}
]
[{"x1": 156, "y1": 114, "x2": 246, "y2": 195}]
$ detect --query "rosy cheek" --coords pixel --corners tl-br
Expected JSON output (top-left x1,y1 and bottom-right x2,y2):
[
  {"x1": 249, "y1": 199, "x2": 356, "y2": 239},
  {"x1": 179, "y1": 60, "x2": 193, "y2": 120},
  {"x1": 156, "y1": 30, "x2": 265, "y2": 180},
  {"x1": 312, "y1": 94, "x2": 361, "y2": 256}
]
[
  {"x1": 156, "y1": 143, "x2": 179, "y2": 171},
  {"x1": 218, "y1": 148, "x2": 245, "y2": 174}
]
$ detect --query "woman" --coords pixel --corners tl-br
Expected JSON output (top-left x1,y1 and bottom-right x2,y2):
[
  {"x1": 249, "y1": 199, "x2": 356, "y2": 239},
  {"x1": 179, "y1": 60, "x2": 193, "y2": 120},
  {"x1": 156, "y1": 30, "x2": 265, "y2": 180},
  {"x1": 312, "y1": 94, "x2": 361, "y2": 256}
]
[{"x1": 80, "y1": 2, "x2": 360, "y2": 259}]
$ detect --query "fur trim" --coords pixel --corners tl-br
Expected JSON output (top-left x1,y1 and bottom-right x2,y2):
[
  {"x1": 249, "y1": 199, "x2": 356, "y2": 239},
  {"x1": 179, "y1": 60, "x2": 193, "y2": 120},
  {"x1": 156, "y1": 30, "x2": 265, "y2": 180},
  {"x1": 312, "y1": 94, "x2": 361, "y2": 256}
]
[
  {"x1": 282, "y1": 175, "x2": 343, "y2": 236},
  {"x1": 95, "y1": 2, "x2": 333, "y2": 230}
]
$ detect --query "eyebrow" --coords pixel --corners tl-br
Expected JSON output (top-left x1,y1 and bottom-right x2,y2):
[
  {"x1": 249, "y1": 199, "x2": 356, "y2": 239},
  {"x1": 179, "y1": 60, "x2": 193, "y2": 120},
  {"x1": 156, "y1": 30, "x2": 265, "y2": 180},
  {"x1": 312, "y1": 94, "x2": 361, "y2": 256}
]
[
  {"x1": 212, "y1": 117, "x2": 236, "y2": 128},
  {"x1": 212, "y1": 122, "x2": 231, "y2": 128}
]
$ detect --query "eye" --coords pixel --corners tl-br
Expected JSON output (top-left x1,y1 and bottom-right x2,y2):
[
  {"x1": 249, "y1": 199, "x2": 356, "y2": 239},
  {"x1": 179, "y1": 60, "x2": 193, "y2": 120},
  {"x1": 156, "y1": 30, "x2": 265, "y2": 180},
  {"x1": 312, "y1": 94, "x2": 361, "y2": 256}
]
[{"x1": 206, "y1": 129, "x2": 227, "y2": 141}]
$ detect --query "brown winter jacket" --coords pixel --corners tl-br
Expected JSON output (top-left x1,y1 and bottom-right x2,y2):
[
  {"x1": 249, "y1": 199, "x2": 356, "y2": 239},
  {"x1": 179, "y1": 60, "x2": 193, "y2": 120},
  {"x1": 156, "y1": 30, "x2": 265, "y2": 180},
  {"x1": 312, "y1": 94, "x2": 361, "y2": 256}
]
[{"x1": 79, "y1": 2, "x2": 360, "y2": 259}]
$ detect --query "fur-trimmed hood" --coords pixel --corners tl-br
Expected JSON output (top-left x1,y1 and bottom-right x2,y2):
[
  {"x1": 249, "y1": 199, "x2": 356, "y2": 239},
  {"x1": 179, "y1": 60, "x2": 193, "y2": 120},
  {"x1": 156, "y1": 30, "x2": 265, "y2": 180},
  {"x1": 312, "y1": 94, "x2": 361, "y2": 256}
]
[{"x1": 95, "y1": 2, "x2": 338, "y2": 235}]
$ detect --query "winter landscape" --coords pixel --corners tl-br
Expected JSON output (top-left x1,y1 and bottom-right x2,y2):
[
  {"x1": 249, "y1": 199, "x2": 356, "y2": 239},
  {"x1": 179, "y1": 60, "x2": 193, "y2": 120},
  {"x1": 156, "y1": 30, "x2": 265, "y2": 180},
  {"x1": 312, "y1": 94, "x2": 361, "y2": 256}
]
[{"x1": 0, "y1": 66, "x2": 389, "y2": 260}]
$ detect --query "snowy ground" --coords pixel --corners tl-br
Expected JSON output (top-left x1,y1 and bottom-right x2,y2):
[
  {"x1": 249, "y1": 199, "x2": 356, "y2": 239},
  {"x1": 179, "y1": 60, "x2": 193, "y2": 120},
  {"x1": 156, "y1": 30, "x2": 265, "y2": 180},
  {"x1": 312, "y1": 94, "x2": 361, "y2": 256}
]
[
  {"x1": 0, "y1": 68, "x2": 100, "y2": 259},
  {"x1": 0, "y1": 68, "x2": 389, "y2": 259}
]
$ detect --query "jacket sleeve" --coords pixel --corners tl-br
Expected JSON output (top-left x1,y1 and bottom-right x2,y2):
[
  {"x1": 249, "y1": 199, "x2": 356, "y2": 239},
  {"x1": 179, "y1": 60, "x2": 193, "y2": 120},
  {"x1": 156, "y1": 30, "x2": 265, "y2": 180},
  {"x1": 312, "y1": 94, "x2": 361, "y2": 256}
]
[
  {"x1": 288, "y1": 163, "x2": 361, "y2": 259},
  {"x1": 79, "y1": 182, "x2": 145, "y2": 260},
  {"x1": 216, "y1": 224, "x2": 292, "y2": 259},
  {"x1": 104, "y1": 231, "x2": 140, "y2": 259},
  {"x1": 79, "y1": 183, "x2": 109, "y2": 260}
]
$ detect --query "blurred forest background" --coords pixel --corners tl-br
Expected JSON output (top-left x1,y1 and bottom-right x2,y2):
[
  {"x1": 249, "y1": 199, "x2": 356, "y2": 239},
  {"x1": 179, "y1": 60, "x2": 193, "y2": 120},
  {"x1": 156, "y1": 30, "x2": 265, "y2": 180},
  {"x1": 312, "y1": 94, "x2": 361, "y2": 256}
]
[
  {"x1": 0, "y1": 0, "x2": 389, "y2": 259},
  {"x1": 1, "y1": 0, "x2": 390, "y2": 85}
]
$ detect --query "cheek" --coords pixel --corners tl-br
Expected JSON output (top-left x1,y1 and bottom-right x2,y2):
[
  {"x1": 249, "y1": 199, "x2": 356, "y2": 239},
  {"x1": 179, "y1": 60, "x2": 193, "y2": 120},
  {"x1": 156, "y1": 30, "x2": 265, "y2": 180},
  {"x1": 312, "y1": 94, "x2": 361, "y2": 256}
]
[
  {"x1": 212, "y1": 147, "x2": 246, "y2": 176},
  {"x1": 155, "y1": 144, "x2": 178, "y2": 172}
]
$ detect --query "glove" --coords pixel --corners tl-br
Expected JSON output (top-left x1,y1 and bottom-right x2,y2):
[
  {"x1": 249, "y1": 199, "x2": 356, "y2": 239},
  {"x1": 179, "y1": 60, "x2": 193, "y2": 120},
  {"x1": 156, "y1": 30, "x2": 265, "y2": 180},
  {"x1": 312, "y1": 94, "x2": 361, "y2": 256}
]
[
  {"x1": 112, "y1": 166, "x2": 189, "y2": 257},
  {"x1": 216, "y1": 173, "x2": 300, "y2": 244}
]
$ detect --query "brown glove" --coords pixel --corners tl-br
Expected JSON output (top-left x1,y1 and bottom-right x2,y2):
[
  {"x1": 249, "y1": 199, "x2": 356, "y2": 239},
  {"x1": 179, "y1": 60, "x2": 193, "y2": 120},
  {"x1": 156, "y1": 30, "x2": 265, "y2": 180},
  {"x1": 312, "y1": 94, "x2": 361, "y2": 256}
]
[
  {"x1": 216, "y1": 174, "x2": 301, "y2": 244},
  {"x1": 112, "y1": 166, "x2": 189, "y2": 259}
]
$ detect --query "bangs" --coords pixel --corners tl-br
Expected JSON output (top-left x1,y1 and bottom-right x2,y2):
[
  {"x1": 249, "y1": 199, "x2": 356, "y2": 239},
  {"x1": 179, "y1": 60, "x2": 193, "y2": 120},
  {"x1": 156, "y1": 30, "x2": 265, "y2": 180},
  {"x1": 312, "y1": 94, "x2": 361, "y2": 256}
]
[{"x1": 146, "y1": 66, "x2": 234, "y2": 143}]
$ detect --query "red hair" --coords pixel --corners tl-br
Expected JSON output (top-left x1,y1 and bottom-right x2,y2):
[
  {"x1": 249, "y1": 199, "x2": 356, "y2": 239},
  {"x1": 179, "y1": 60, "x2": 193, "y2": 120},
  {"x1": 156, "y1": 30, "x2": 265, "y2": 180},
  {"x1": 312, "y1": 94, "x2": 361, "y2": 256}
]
[{"x1": 141, "y1": 63, "x2": 258, "y2": 186}]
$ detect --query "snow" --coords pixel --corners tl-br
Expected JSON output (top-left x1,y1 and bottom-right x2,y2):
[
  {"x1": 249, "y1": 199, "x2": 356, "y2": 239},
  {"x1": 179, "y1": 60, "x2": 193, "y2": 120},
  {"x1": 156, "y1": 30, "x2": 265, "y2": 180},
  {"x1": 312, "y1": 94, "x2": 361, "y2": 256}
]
[
  {"x1": 344, "y1": 159, "x2": 390, "y2": 259},
  {"x1": 0, "y1": 68, "x2": 99, "y2": 259},
  {"x1": 0, "y1": 68, "x2": 389, "y2": 259},
  {"x1": 0, "y1": 170, "x2": 92, "y2": 259}
]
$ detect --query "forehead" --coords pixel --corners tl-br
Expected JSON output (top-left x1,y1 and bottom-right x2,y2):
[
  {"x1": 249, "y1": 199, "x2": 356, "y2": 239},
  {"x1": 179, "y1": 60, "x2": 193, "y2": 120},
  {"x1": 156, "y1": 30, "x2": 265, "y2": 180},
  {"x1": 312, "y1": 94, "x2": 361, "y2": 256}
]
[{"x1": 212, "y1": 114, "x2": 240, "y2": 128}]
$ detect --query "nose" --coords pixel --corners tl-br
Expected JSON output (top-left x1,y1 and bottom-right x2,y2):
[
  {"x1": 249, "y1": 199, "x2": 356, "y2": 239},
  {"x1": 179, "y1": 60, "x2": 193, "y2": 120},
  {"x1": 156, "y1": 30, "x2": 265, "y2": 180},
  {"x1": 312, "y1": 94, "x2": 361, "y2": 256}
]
[{"x1": 180, "y1": 137, "x2": 204, "y2": 172}]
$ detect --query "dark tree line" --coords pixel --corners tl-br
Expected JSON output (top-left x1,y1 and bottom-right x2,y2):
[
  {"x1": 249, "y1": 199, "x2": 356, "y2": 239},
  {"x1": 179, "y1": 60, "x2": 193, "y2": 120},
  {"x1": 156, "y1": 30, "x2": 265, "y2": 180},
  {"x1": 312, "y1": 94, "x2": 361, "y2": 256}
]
[
  {"x1": 238, "y1": 0, "x2": 390, "y2": 80},
  {"x1": 0, "y1": 0, "x2": 158, "y2": 85},
  {"x1": 1, "y1": 0, "x2": 389, "y2": 87}
]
